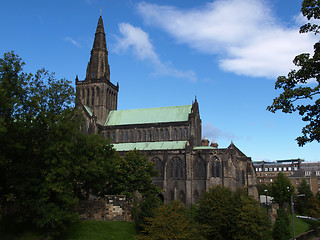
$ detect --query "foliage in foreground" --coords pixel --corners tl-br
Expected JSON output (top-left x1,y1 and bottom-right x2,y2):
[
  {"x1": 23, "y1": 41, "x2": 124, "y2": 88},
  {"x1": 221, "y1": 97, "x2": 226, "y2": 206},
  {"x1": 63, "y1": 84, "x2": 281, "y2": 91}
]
[
  {"x1": 136, "y1": 201, "x2": 203, "y2": 240},
  {"x1": 195, "y1": 186, "x2": 271, "y2": 240},
  {"x1": 0, "y1": 51, "x2": 158, "y2": 237}
]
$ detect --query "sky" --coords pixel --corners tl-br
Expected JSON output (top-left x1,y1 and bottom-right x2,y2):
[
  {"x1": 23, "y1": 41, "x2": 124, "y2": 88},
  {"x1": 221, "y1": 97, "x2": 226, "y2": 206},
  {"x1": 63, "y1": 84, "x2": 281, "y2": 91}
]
[{"x1": 1, "y1": 0, "x2": 319, "y2": 162}]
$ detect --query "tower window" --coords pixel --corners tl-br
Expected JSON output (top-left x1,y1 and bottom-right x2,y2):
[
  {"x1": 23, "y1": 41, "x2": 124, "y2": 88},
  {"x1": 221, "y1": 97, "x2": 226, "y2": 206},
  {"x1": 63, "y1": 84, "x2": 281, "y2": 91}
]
[{"x1": 91, "y1": 88, "x2": 95, "y2": 105}]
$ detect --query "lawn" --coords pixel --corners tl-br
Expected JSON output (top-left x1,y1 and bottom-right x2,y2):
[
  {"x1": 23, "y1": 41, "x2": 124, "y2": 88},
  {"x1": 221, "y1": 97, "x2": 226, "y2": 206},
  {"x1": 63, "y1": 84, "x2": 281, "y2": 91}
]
[
  {"x1": 0, "y1": 219, "x2": 137, "y2": 240},
  {"x1": 288, "y1": 214, "x2": 312, "y2": 239}
]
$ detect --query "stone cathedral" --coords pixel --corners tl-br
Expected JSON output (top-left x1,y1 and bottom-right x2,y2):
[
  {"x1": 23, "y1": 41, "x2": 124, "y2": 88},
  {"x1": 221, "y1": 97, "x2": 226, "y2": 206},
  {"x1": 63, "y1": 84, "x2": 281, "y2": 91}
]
[{"x1": 75, "y1": 16, "x2": 258, "y2": 205}]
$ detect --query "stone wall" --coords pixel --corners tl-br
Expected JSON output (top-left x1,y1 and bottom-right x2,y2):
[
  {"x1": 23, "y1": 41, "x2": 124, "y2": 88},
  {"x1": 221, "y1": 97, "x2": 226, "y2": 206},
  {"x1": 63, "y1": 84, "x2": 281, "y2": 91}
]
[{"x1": 78, "y1": 195, "x2": 132, "y2": 221}]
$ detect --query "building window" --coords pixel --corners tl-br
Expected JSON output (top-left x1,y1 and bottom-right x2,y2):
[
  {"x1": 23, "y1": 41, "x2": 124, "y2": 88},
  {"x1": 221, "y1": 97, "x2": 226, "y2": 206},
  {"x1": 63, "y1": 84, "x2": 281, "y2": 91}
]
[
  {"x1": 270, "y1": 179, "x2": 273, "y2": 182},
  {"x1": 305, "y1": 171, "x2": 311, "y2": 176},
  {"x1": 269, "y1": 168, "x2": 272, "y2": 171},
  {"x1": 148, "y1": 130, "x2": 151, "y2": 141},
  {"x1": 259, "y1": 168, "x2": 262, "y2": 171},
  {"x1": 174, "y1": 129, "x2": 177, "y2": 140},
  {"x1": 143, "y1": 130, "x2": 146, "y2": 141},
  {"x1": 91, "y1": 88, "x2": 95, "y2": 105},
  {"x1": 265, "y1": 168, "x2": 268, "y2": 172},
  {"x1": 138, "y1": 131, "x2": 141, "y2": 141},
  {"x1": 166, "y1": 129, "x2": 169, "y2": 140},
  {"x1": 288, "y1": 167, "x2": 292, "y2": 171},
  {"x1": 130, "y1": 130, "x2": 133, "y2": 142},
  {"x1": 184, "y1": 128, "x2": 188, "y2": 139},
  {"x1": 274, "y1": 168, "x2": 277, "y2": 171},
  {"x1": 125, "y1": 131, "x2": 128, "y2": 142},
  {"x1": 256, "y1": 168, "x2": 259, "y2": 172},
  {"x1": 316, "y1": 171, "x2": 320, "y2": 176},
  {"x1": 279, "y1": 167, "x2": 282, "y2": 171},
  {"x1": 112, "y1": 131, "x2": 116, "y2": 142},
  {"x1": 179, "y1": 128, "x2": 182, "y2": 140},
  {"x1": 160, "y1": 129, "x2": 164, "y2": 140},
  {"x1": 294, "y1": 167, "x2": 298, "y2": 171},
  {"x1": 283, "y1": 167, "x2": 287, "y2": 171},
  {"x1": 86, "y1": 88, "x2": 90, "y2": 105},
  {"x1": 120, "y1": 131, "x2": 123, "y2": 142},
  {"x1": 155, "y1": 129, "x2": 159, "y2": 141}
]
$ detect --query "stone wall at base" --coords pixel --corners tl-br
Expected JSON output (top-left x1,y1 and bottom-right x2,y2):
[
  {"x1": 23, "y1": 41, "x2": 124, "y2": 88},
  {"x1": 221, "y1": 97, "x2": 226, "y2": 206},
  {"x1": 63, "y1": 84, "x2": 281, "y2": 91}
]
[{"x1": 78, "y1": 195, "x2": 132, "y2": 221}]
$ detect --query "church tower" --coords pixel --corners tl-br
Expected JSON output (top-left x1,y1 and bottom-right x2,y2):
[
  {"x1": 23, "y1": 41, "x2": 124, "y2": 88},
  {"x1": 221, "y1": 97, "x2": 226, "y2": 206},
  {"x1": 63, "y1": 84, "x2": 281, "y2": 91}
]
[{"x1": 75, "y1": 15, "x2": 119, "y2": 128}]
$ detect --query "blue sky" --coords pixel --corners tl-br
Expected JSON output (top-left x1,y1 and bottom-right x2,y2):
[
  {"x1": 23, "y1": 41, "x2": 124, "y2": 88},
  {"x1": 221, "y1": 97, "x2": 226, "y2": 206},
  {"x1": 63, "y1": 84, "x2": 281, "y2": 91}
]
[{"x1": 1, "y1": 0, "x2": 319, "y2": 162}]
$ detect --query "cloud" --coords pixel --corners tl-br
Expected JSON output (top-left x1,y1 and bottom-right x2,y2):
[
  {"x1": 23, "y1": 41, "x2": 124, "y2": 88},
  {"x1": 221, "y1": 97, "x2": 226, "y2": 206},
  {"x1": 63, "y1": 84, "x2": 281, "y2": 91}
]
[
  {"x1": 137, "y1": 0, "x2": 318, "y2": 78},
  {"x1": 202, "y1": 122, "x2": 235, "y2": 142},
  {"x1": 64, "y1": 37, "x2": 81, "y2": 47},
  {"x1": 114, "y1": 22, "x2": 197, "y2": 82}
]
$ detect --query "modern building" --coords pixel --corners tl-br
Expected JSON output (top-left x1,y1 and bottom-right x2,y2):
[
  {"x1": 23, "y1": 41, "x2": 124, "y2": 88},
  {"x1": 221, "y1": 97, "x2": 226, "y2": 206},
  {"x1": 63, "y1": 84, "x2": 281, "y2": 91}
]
[
  {"x1": 253, "y1": 159, "x2": 302, "y2": 184},
  {"x1": 75, "y1": 15, "x2": 258, "y2": 204}
]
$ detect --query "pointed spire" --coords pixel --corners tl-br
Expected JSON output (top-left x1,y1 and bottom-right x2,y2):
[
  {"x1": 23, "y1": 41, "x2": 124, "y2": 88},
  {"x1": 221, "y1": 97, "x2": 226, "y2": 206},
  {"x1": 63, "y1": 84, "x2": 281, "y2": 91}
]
[{"x1": 85, "y1": 15, "x2": 110, "y2": 82}]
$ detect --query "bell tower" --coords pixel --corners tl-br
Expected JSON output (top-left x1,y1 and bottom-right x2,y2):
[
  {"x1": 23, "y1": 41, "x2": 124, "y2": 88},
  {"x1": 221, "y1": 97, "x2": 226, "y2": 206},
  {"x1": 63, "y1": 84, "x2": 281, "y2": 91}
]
[{"x1": 76, "y1": 15, "x2": 119, "y2": 127}]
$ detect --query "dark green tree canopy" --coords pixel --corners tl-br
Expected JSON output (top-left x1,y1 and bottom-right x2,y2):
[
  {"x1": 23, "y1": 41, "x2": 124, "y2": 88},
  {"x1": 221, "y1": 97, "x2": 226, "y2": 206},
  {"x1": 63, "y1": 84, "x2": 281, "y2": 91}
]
[
  {"x1": 269, "y1": 173, "x2": 294, "y2": 206},
  {"x1": 267, "y1": 0, "x2": 320, "y2": 146}
]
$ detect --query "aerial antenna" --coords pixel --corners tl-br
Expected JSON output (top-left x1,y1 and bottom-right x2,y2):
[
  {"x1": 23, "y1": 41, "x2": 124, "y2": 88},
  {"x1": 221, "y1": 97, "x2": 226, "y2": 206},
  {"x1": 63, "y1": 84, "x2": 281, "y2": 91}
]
[{"x1": 100, "y1": 6, "x2": 103, "y2": 16}]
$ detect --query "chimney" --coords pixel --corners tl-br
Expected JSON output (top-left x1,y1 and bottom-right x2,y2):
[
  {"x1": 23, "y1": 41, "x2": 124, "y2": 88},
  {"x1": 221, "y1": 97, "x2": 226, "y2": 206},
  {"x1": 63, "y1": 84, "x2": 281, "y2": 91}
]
[{"x1": 201, "y1": 137, "x2": 209, "y2": 146}]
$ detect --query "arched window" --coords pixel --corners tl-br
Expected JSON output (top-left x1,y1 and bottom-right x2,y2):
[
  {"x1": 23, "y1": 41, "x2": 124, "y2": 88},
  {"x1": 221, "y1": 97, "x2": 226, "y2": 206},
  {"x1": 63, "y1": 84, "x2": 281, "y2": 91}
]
[
  {"x1": 91, "y1": 88, "x2": 94, "y2": 105},
  {"x1": 195, "y1": 159, "x2": 206, "y2": 179},
  {"x1": 166, "y1": 129, "x2": 169, "y2": 140},
  {"x1": 174, "y1": 129, "x2": 177, "y2": 140},
  {"x1": 130, "y1": 130, "x2": 133, "y2": 142},
  {"x1": 112, "y1": 131, "x2": 116, "y2": 142},
  {"x1": 82, "y1": 89, "x2": 85, "y2": 99},
  {"x1": 125, "y1": 131, "x2": 128, "y2": 142},
  {"x1": 86, "y1": 88, "x2": 90, "y2": 105},
  {"x1": 155, "y1": 129, "x2": 159, "y2": 141},
  {"x1": 138, "y1": 130, "x2": 141, "y2": 141},
  {"x1": 148, "y1": 130, "x2": 151, "y2": 141},
  {"x1": 143, "y1": 130, "x2": 146, "y2": 141},
  {"x1": 160, "y1": 129, "x2": 164, "y2": 140},
  {"x1": 96, "y1": 87, "x2": 100, "y2": 105},
  {"x1": 120, "y1": 131, "x2": 123, "y2": 142},
  {"x1": 184, "y1": 128, "x2": 188, "y2": 139},
  {"x1": 152, "y1": 157, "x2": 164, "y2": 178},
  {"x1": 179, "y1": 128, "x2": 182, "y2": 140}
]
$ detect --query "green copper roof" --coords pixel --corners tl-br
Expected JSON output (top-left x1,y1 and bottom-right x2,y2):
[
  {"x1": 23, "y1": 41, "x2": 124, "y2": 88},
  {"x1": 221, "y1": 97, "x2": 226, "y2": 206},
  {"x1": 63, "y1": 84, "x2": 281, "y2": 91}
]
[
  {"x1": 83, "y1": 105, "x2": 93, "y2": 116},
  {"x1": 113, "y1": 141, "x2": 187, "y2": 151},
  {"x1": 193, "y1": 146, "x2": 217, "y2": 150},
  {"x1": 105, "y1": 105, "x2": 192, "y2": 126}
]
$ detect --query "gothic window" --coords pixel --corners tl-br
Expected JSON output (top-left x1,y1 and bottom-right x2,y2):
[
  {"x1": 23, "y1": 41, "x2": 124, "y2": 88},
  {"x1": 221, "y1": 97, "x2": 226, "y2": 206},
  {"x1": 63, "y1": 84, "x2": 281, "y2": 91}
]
[
  {"x1": 195, "y1": 159, "x2": 206, "y2": 179},
  {"x1": 143, "y1": 130, "x2": 146, "y2": 141},
  {"x1": 91, "y1": 88, "x2": 94, "y2": 105},
  {"x1": 138, "y1": 130, "x2": 141, "y2": 142},
  {"x1": 82, "y1": 89, "x2": 85, "y2": 99},
  {"x1": 184, "y1": 128, "x2": 188, "y2": 139},
  {"x1": 211, "y1": 159, "x2": 221, "y2": 178},
  {"x1": 171, "y1": 157, "x2": 183, "y2": 179},
  {"x1": 155, "y1": 129, "x2": 159, "y2": 141},
  {"x1": 112, "y1": 131, "x2": 116, "y2": 142},
  {"x1": 106, "y1": 131, "x2": 110, "y2": 139},
  {"x1": 152, "y1": 157, "x2": 164, "y2": 178},
  {"x1": 125, "y1": 131, "x2": 128, "y2": 142},
  {"x1": 86, "y1": 88, "x2": 90, "y2": 105},
  {"x1": 242, "y1": 170, "x2": 246, "y2": 185},
  {"x1": 174, "y1": 128, "x2": 177, "y2": 140},
  {"x1": 179, "y1": 128, "x2": 182, "y2": 140},
  {"x1": 130, "y1": 130, "x2": 133, "y2": 142},
  {"x1": 160, "y1": 129, "x2": 164, "y2": 140},
  {"x1": 120, "y1": 131, "x2": 123, "y2": 142},
  {"x1": 147, "y1": 130, "x2": 151, "y2": 141},
  {"x1": 175, "y1": 161, "x2": 179, "y2": 178},
  {"x1": 170, "y1": 161, "x2": 174, "y2": 178},
  {"x1": 166, "y1": 129, "x2": 169, "y2": 140},
  {"x1": 96, "y1": 87, "x2": 100, "y2": 105}
]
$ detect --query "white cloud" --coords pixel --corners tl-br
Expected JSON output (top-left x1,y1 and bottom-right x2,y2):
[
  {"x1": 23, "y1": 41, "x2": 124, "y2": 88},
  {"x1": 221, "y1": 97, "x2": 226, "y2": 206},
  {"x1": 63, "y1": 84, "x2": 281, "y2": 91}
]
[
  {"x1": 114, "y1": 22, "x2": 197, "y2": 82},
  {"x1": 203, "y1": 122, "x2": 235, "y2": 142},
  {"x1": 64, "y1": 37, "x2": 81, "y2": 47},
  {"x1": 137, "y1": 0, "x2": 318, "y2": 79}
]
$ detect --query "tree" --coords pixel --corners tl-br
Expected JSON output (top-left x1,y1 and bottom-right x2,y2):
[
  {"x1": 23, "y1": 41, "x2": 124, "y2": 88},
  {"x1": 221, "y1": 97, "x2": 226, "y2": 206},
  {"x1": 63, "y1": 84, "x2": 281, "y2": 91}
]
[
  {"x1": 0, "y1": 52, "x2": 119, "y2": 236},
  {"x1": 272, "y1": 207, "x2": 290, "y2": 240},
  {"x1": 195, "y1": 186, "x2": 271, "y2": 240},
  {"x1": 270, "y1": 173, "x2": 294, "y2": 207},
  {"x1": 267, "y1": 0, "x2": 320, "y2": 146},
  {"x1": 137, "y1": 201, "x2": 203, "y2": 240},
  {"x1": 295, "y1": 178, "x2": 313, "y2": 215}
]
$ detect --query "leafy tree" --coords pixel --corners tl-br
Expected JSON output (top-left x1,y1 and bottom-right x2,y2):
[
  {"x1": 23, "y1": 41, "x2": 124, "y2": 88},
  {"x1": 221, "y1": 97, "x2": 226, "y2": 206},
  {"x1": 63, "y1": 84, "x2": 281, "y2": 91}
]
[
  {"x1": 270, "y1": 173, "x2": 294, "y2": 207},
  {"x1": 295, "y1": 178, "x2": 313, "y2": 215},
  {"x1": 111, "y1": 149, "x2": 160, "y2": 199},
  {"x1": 195, "y1": 186, "x2": 271, "y2": 240},
  {"x1": 0, "y1": 52, "x2": 119, "y2": 236},
  {"x1": 257, "y1": 183, "x2": 272, "y2": 196},
  {"x1": 137, "y1": 201, "x2": 203, "y2": 240},
  {"x1": 272, "y1": 207, "x2": 290, "y2": 240},
  {"x1": 267, "y1": 0, "x2": 320, "y2": 146}
]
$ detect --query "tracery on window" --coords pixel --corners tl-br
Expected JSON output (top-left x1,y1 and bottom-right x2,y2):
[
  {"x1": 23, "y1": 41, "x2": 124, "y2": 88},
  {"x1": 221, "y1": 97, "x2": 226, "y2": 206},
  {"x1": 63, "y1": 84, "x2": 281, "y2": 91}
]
[
  {"x1": 166, "y1": 129, "x2": 169, "y2": 140},
  {"x1": 195, "y1": 159, "x2": 206, "y2": 179},
  {"x1": 143, "y1": 130, "x2": 146, "y2": 141}
]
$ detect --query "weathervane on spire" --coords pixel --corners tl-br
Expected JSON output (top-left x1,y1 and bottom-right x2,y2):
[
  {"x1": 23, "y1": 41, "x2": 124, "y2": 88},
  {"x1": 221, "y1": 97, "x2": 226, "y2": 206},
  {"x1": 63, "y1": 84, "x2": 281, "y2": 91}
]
[{"x1": 100, "y1": 6, "x2": 102, "y2": 16}]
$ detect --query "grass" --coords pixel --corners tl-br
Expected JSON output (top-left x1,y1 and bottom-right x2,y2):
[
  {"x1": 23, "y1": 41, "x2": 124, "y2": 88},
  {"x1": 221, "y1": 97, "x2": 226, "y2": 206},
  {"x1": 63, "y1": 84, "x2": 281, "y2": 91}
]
[
  {"x1": 0, "y1": 218, "x2": 137, "y2": 240},
  {"x1": 288, "y1": 214, "x2": 312, "y2": 239}
]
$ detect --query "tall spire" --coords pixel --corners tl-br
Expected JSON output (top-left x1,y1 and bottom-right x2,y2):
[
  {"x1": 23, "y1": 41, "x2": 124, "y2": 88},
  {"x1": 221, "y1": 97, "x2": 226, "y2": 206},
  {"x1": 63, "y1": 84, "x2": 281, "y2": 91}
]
[{"x1": 85, "y1": 15, "x2": 110, "y2": 82}]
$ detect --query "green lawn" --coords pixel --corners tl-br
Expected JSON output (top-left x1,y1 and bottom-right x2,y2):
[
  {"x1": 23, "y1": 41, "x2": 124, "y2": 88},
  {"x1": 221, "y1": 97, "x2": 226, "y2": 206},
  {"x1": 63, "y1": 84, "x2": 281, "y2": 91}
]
[
  {"x1": 0, "y1": 219, "x2": 137, "y2": 240},
  {"x1": 288, "y1": 214, "x2": 312, "y2": 239}
]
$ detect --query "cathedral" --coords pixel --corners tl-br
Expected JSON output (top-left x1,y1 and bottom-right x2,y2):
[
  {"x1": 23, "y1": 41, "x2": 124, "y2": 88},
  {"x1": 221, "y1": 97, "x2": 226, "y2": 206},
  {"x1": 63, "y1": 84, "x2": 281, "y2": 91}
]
[{"x1": 75, "y1": 16, "x2": 258, "y2": 205}]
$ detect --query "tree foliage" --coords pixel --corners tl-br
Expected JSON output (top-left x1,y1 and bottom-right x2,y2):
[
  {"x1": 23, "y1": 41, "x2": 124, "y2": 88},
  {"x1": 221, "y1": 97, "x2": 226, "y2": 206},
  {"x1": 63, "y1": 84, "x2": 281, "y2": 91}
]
[
  {"x1": 270, "y1": 173, "x2": 294, "y2": 207},
  {"x1": 295, "y1": 178, "x2": 313, "y2": 215},
  {"x1": 272, "y1": 207, "x2": 290, "y2": 240},
  {"x1": 195, "y1": 186, "x2": 271, "y2": 240},
  {"x1": 267, "y1": 0, "x2": 320, "y2": 146},
  {"x1": 0, "y1": 52, "x2": 159, "y2": 236},
  {"x1": 137, "y1": 201, "x2": 203, "y2": 240}
]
